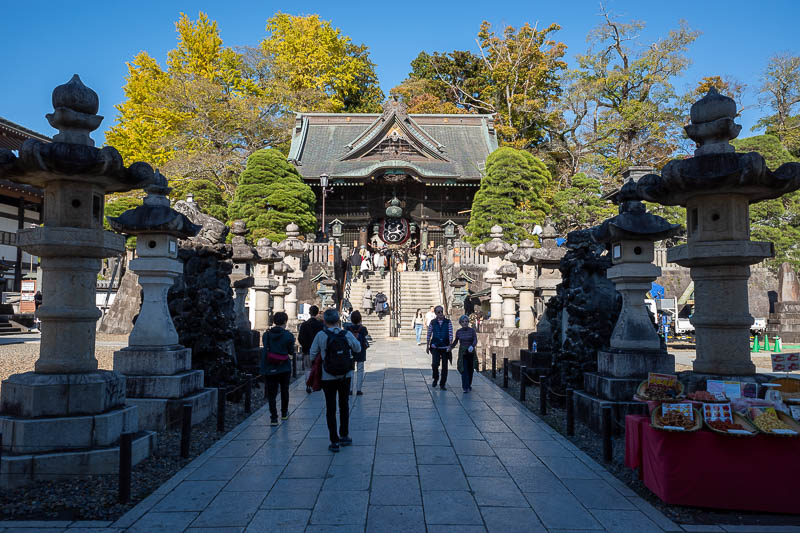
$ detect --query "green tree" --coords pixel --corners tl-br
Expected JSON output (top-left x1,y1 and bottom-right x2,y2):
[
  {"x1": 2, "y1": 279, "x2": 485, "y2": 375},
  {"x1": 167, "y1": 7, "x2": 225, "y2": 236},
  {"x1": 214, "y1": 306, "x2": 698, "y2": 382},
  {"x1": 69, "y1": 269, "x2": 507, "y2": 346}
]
[
  {"x1": 755, "y1": 53, "x2": 800, "y2": 156},
  {"x1": 732, "y1": 134, "x2": 800, "y2": 268},
  {"x1": 466, "y1": 147, "x2": 551, "y2": 244},
  {"x1": 549, "y1": 173, "x2": 615, "y2": 233},
  {"x1": 261, "y1": 13, "x2": 383, "y2": 112},
  {"x1": 170, "y1": 178, "x2": 227, "y2": 221},
  {"x1": 227, "y1": 149, "x2": 317, "y2": 243},
  {"x1": 104, "y1": 196, "x2": 143, "y2": 249}
]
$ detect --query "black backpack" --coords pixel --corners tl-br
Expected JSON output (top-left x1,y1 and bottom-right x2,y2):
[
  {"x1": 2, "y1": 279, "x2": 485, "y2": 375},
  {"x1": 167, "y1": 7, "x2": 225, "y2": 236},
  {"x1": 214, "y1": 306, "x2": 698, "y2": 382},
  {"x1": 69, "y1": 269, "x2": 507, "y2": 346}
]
[
  {"x1": 323, "y1": 330, "x2": 353, "y2": 376},
  {"x1": 349, "y1": 325, "x2": 369, "y2": 353}
]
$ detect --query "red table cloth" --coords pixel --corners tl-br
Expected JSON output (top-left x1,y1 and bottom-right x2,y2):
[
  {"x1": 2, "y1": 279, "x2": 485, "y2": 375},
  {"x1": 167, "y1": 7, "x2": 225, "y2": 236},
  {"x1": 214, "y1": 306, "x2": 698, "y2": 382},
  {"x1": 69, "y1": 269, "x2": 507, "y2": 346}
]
[{"x1": 625, "y1": 415, "x2": 800, "y2": 513}]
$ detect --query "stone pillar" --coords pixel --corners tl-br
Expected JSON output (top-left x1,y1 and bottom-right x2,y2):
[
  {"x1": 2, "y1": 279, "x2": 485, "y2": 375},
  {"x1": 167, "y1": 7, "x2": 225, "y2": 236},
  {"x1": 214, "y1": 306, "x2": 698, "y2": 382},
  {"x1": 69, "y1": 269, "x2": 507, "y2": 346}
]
[
  {"x1": 0, "y1": 75, "x2": 155, "y2": 487},
  {"x1": 500, "y1": 287, "x2": 519, "y2": 329},
  {"x1": 109, "y1": 174, "x2": 216, "y2": 431},
  {"x1": 515, "y1": 280, "x2": 536, "y2": 330},
  {"x1": 253, "y1": 238, "x2": 280, "y2": 330},
  {"x1": 278, "y1": 223, "x2": 307, "y2": 323}
]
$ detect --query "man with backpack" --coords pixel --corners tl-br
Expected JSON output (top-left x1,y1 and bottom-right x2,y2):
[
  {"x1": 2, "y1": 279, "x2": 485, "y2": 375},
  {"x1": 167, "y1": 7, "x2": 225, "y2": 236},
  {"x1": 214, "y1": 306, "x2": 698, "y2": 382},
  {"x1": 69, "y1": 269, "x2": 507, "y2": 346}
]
[
  {"x1": 345, "y1": 310, "x2": 369, "y2": 396},
  {"x1": 298, "y1": 305, "x2": 324, "y2": 394},
  {"x1": 426, "y1": 305, "x2": 454, "y2": 390},
  {"x1": 310, "y1": 308, "x2": 362, "y2": 452},
  {"x1": 260, "y1": 312, "x2": 296, "y2": 426}
]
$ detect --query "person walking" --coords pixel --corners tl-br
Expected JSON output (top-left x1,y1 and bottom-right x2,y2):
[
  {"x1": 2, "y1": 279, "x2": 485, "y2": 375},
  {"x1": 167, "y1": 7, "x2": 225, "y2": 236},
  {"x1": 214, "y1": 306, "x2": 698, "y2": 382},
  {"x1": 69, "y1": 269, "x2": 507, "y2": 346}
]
[
  {"x1": 426, "y1": 305, "x2": 453, "y2": 390},
  {"x1": 360, "y1": 252, "x2": 372, "y2": 280},
  {"x1": 373, "y1": 250, "x2": 384, "y2": 279},
  {"x1": 451, "y1": 314, "x2": 478, "y2": 393},
  {"x1": 345, "y1": 310, "x2": 369, "y2": 396},
  {"x1": 426, "y1": 246, "x2": 436, "y2": 271},
  {"x1": 420, "y1": 248, "x2": 428, "y2": 271},
  {"x1": 349, "y1": 249, "x2": 362, "y2": 281},
  {"x1": 261, "y1": 311, "x2": 295, "y2": 426},
  {"x1": 362, "y1": 285, "x2": 373, "y2": 315},
  {"x1": 424, "y1": 306, "x2": 436, "y2": 329},
  {"x1": 298, "y1": 305, "x2": 324, "y2": 394},
  {"x1": 411, "y1": 308, "x2": 425, "y2": 345},
  {"x1": 310, "y1": 309, "x2": 362, "y2": 452}
]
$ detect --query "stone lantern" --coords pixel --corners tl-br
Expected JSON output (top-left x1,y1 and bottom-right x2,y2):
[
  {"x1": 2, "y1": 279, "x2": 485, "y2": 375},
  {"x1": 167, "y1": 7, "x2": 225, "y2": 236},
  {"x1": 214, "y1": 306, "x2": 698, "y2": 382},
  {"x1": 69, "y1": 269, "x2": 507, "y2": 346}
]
[
  {"x1": 230, "y1": 220, "x2": 255, "y2": 331},
  {"x1": 0, "y1": 75, "x2": 155, "y2": 487},
  {"x1": 109, "y1": 173, "x2": 216, "y2": 430},
  {"x1": 271, "y1": 262, "x2": 291, "y2": 313},
  {"x1": 443, "y1": 219, "x2": 457, "y2": 247},
  {"x1": 311, "y1": 268, "x2": 337, "y2": 309},
  {"x1": 574, "y1": 183, "x2": 680, "y2": 432},
  {"x1": 253, "y1": 238, "x2": 280, "y2": 330},
  {"x1": 481, "y1": 225, "x2": 512, "y2": 323},
  {"x1": 510, "y1": 239, "x2": 538, "y2": 330},
  {"x1": 635, "y1": 88, "x2": 800, "y2": 376},
  {"x1": 527, "y1": 220, "x2": 566, "y2": 352},
  {"x1": 277, "y1": 222, "x2": 307, "y2": 323},
  {"x1": 330, "y1": 218, "x2": 344, "y2": 241}
]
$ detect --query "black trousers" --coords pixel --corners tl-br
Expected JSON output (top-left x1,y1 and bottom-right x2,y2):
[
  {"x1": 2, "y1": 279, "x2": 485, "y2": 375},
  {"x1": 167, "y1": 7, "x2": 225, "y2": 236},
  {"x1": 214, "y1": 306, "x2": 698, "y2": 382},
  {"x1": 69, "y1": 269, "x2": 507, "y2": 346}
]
[
  {"x1": 321, "y1": 377, "x2": 351, "y2": 443},
  {"x1": 461, "y1": 352, "x2": 475, "y2": 390},
  {"x1": 431, "y1": 348, "x2": 450, "y2": 386},
  {"x1": 266, "y1": 372, "x2": 290, "y2": 418}
]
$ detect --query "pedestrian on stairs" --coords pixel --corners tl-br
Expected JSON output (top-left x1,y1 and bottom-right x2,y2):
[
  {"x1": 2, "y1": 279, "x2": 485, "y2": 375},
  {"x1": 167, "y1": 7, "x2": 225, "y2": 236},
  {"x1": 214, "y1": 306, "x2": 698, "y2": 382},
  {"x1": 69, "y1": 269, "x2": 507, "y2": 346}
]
[
  {"x1": 411, "y1": 309, "x2": 425, "y2": 345},
  {"x1": 345, "y1": 310, "x2": 369, "y2": 396},
  {"x1": 298, "y1": 305, "x2": 324, "y2": 394},
  {"x1": 373, "y1": 250, "x2": 384, "y2": 278},
  {"x1": 426, "y1": 305, "x2": 453, "y2": 390},
  {"x1": 451, "y1": 315, "x2": 478, "y2": 393},
  {"x1": 310, "y1": 309, "x2": 362, "y2": 452},
  {"x1": 360, "y1": 253, "x2": 372, "y2": 280},
  {"x1": 362, "y1": 285, "x2": 373, "y2": 315},
  {"x1": 349, "y1": 249, "x2": 361, "y2": 281},
  {"x1": 261, "y1": 312, "x2": 295, "y2": 425}
]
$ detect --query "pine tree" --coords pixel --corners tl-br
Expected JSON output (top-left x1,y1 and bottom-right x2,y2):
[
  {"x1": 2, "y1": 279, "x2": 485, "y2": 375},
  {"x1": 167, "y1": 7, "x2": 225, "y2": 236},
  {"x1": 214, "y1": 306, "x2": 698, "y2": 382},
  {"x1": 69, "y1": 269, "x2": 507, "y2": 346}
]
[
  {"x1": 466, "y1": 147, "x2": 551, "y2": 244},
  {"x1": 228, "y1": 149, "x2": 317, "y2": 243}
]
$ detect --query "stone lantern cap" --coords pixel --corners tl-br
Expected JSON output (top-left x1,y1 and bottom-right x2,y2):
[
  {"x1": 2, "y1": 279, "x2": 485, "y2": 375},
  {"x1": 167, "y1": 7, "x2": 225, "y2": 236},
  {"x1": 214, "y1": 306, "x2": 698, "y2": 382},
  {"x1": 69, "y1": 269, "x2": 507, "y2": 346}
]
[
  {"x1": 633, "y1": 89, "x2": 800, "y2": 206},
  {"x1": 273, "y1": 262, "x2": 293, "y2": 275},
  {"x1": 106, "y1": 172, "x2": 201, "y2": 238},
  {"x1": 594, "y1": 180, "x2": 681, "y2": 244},
  {"x1": 509, "y1": 239, "x2": 537, "y2": 266},
  {"x1": 231, "y1": 220, "x2": 255, "y2": 262},
  {"x1": 483, "y1": 225, "x2": 512, "y2": 256},
  {"x1": 0, "y1": 75, "x2": 155, "y2": 193},
  {"x1": 497, "y1": 263, "x2": 517, "y2": 280},
  {"x1": 277, "y1": 222, "x2": 307, "y2": 254},
  {"x1": 255, "y1": 238, "x2": 281, "y2": 264}
]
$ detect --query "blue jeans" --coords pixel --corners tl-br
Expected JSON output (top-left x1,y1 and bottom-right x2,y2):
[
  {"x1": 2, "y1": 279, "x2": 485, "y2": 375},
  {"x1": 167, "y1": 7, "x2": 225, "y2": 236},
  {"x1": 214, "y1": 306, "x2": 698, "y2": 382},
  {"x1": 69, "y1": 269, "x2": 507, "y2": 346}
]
[
  {"x1": 421, "y1": 260, "x2": 427, "y2": 271},
  {"x1": 427, "y1": 257, "x2": 435, "y2": 270},
  {"x1": 415, "y1": 324, "x2": 423, "y2": 343}
]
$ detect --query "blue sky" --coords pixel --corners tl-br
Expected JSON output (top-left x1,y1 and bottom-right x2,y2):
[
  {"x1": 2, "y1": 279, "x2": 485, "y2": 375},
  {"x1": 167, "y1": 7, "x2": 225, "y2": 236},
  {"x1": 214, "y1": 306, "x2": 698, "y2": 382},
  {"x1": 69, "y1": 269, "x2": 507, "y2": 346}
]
[{"x1": 2, "y1": 0, "x2": 798, "y2": 146}]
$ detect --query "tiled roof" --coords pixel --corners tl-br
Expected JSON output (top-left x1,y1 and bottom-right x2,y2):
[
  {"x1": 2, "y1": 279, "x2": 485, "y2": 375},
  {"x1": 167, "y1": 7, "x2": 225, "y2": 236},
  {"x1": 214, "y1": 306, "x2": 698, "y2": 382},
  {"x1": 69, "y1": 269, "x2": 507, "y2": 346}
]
[
  {"x1": 289, "y1": 105, "x2": 497, "y2": 182},
  {"x1": 0, "y1": 116, "x2": 51, "y2": 151}
]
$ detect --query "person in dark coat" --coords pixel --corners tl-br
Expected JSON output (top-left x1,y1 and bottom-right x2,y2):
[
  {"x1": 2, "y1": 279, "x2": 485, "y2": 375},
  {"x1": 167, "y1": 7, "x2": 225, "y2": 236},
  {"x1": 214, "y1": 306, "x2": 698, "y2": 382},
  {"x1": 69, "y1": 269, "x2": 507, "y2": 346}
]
[
  {"x1": 451, "y1": 314, "x2": 478, "y2": 393},
  {"x1": 349, "y1": 249, "x2": 362, "y2": 280},
  {"x1": 261, "y1": 312, "x2": 296, "y2": 425},
  {"x1": 298, "y1": 305, "x2": 324, "y2": 393},
  {"x1": 345, "y1": 310, "x2": 369, "y2": 396}
]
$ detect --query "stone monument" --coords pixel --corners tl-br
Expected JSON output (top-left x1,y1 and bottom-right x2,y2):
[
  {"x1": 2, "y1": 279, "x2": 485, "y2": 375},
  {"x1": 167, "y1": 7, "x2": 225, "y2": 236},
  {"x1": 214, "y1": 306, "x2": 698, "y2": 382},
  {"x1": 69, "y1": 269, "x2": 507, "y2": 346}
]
[
  {"x1": 476, "y1": 225, "x2": 512, "y2": 359},
  {"x1": 574, "y1": 180, "x2": 681, "y2": 432},
  {"x1": 229, "y1": 220, "x2": 261, "y2": 369},
  {"x1": 0, "y1": 75, "x2": 155, "y2": 487},
  {"x1": 109, "y1": 172, "x2": 217, "y2": 430},
  {"x1": 277, "y1": 222, "x2": 307, "y2": 325},
  {"x1": 252, "y1": 238, "x2": 280, "y2": 330},
  {"x1": 635, "y1": 88, "x2": 800, "y2": 375},
  {"x1": 767, "y1": 262, "x2": 800, "y2": 344}
]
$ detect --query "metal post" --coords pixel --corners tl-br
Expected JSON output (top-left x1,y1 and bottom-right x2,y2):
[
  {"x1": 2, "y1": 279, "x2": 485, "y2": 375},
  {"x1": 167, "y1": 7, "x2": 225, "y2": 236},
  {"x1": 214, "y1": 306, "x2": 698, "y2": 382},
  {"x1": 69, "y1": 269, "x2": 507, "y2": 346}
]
[
  {"x1": 180, "y1": 403, "x2": 192, "y2": 458},
  {"x1": 502, "y1": 357, "x2": 509, "y2": 388},
  {"x1": 118, "y1": 432, "x2": 133, "y2": 503},
  {"x1": 217, "y1": 387, "x2": 227, "y2": 432},
  {"x1": 566, "y1": 388, "x2": 575, "y2": 436},
  {"x1": 539, "y1": 375, "x2": 547, "y2": 416},
  {"x1": 292, "y1": 353, "x2": 297, "y2": 379},
  {"x1": 244, "y1": 377, "x2": 252, "y2": 414},
  {"x1": 519, "y1": 365, "x2": 527, "y2": 402},
  {"x1": 602, "y1": 405, "x2": 612, "y2": 463},
  {"x1": 491, "y1": 353, "x2": 497, "y2": 379}
]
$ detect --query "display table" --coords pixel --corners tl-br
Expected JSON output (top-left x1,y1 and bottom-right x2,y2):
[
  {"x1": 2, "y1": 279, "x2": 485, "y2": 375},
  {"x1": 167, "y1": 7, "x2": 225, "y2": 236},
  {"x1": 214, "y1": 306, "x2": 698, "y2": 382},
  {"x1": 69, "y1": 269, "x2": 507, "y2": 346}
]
[{"x1": 625, "y1": 415, "x2": 800, "y2": 513}]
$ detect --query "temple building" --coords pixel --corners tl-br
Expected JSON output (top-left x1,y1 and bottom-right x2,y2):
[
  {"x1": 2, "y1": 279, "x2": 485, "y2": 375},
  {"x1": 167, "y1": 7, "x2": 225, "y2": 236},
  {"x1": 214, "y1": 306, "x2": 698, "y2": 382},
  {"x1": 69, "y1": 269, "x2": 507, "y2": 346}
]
[
  {"x1": 288, "y1": 98, "x2": 497, "y2": 247},
  {"x1": 0, "y1": 117, "x2": 46, "y2": 290}
]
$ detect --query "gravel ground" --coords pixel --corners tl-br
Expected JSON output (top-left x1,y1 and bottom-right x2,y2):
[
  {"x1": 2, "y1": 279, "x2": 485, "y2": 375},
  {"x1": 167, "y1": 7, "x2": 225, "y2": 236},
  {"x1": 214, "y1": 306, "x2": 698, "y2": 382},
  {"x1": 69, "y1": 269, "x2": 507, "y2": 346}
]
[
  {"x1": 482, "y1": 368, "x2": 800, "y2": 527},
  {"x1": 0, "y1": 334, "x2": 298, "y2": 521}
]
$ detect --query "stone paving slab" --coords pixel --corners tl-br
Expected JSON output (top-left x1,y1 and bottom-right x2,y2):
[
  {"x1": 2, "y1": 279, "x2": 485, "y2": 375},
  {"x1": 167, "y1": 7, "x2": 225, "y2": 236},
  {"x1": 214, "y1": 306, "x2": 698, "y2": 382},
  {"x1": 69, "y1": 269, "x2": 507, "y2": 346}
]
[{"x1": 6, "y1": 339, "x2": 794, "y2": 532}]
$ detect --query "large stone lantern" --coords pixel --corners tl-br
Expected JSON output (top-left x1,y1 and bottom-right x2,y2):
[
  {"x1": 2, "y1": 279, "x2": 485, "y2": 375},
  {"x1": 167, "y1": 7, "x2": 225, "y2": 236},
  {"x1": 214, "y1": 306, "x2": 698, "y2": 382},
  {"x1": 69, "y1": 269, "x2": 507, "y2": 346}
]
[
  {"x1": 277, "y1": 222, "x2": 306, "y2": 322},
  {"x1": 497, "y1": 264, "x2": 518, "y2": 329},
  {"x1": 0, "y1": 75, "x2": 155, "y2": 486},
  {"x1": 253, "y1": 238, "x2": 280, "y2": 330},
  {"x1": 108, "y1": 173, "x2": 215, "y2": 430},
  {"x1": 480, "y1": 225, "x2": 512, "y2": 322},
  {"x1": 527, "y1": 220, "x2": 566, "y2": 351},
  {"x1": 229, "y1": 220, "x2": 260, "y2": 367},
  {"x1": 636, "y1": 89, "x2": 800, "y2": 375}
]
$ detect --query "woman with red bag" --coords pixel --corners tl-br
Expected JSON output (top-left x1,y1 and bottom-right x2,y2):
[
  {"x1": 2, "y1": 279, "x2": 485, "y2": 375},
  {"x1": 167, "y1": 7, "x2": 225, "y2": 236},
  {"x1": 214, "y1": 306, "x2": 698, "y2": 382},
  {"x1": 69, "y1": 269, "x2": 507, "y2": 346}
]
[{"x1": 261, "y1": 311, "x2": 296, "y2": 426}]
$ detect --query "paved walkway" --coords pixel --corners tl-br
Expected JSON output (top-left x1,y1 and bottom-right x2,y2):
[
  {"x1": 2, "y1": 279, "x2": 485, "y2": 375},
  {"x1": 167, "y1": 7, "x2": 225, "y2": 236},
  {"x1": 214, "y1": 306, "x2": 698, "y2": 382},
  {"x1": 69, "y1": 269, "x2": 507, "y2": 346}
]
[{"x1": 3, "y1": 340, "x2": 686, "y2": 532}]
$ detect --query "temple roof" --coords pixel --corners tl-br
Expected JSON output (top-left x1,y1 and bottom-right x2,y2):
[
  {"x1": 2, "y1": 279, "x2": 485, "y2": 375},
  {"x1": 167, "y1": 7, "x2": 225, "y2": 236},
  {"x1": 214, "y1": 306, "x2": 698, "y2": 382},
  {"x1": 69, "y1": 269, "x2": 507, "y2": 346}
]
[
  {"x1": 288, "y1": 99, "x2": 498, "y2": 183},
  {"x1": 0, "y1": 117, "x2": 51, "y2": 151}
]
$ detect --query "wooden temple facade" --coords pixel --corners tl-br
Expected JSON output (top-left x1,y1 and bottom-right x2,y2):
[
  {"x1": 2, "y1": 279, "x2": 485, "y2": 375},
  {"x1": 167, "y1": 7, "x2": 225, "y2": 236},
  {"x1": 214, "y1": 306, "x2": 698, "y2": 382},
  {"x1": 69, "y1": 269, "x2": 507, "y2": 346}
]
[
  {"x1": 288, "y1": 99, "x2": 497, "y2": 247},
  {"x1": 0, "y1": 117, "x2": 47, "y2": 291}
]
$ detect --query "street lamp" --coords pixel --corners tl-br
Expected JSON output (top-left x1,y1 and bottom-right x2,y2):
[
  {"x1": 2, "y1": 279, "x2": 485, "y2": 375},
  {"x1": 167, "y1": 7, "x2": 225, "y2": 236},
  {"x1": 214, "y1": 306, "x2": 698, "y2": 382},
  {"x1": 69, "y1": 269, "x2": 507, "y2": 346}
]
[{"x1": 320, "y1": 173, "x2": 332, "y2": 238}]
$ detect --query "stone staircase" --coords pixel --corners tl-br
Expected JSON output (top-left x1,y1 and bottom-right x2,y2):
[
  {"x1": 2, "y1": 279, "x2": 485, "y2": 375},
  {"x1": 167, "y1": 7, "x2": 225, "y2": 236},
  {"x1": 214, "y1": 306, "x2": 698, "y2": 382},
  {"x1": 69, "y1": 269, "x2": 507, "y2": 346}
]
[
  {"x1": 348, "y1": 275, "x2": 391, "y2": 340},
  {"x1": 397, "y1": 271, "x2": 443, "y2": 341}
]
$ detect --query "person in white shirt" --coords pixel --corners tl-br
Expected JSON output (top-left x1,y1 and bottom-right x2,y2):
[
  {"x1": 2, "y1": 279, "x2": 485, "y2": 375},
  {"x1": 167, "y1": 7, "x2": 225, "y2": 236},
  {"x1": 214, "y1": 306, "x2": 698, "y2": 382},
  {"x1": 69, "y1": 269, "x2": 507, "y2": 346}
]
[
  {"x1": 424, "y1": 306, "x2": 436, "y2": 328},
  {"x1": 373, "y1": 251, "x2": 384, "y2": 278}
]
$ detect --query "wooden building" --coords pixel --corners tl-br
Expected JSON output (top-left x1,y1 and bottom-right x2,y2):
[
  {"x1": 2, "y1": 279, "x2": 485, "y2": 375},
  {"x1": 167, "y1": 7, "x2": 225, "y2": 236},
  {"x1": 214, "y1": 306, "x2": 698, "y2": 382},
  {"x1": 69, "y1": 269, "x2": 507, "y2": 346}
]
[
  {"x1": 0, "y1": 117, "x2": 47, "y2": 290},
  {"x1": 288, "y1": 99, "x2": 497, "y2": 247}
]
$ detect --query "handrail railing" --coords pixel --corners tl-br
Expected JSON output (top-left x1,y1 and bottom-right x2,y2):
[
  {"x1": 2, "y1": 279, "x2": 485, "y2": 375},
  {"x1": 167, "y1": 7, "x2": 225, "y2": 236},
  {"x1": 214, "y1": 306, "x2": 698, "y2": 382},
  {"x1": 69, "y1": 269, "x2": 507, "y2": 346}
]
[
  {"x1": 390, "y1": 257, "x2": 400, "y2": 337},
  {"x1": 437, "y1": 248, "x2": 448, "y2": 312},
  {"x1": 339, "y1": 261, "x2": 352, "y2": 312}
]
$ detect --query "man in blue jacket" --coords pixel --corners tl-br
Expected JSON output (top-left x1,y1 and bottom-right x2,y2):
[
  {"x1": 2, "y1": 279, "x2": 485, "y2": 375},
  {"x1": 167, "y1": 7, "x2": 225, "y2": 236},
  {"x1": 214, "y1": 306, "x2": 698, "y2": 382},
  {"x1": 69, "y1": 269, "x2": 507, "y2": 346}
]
[
  {"x1": 261, "y1": 311, "x2": 296, "y2": 426},
  {"x1": 426, "y1": 305, "x2": 453, "y2": 390}
]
